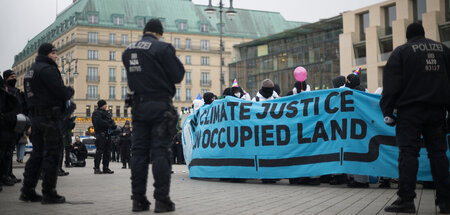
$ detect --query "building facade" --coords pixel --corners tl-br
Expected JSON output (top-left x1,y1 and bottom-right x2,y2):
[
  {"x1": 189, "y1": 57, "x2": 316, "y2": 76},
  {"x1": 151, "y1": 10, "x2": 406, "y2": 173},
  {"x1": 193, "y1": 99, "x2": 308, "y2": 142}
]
[
  {"x1": 229, "y1": 16, "x2": 342, "y2": 96},
  {"x1": 340, "y1": 0, "x2": 450, "y2": 92},
  {"x1": 12, "y1": 0, "x2": 303, "y2": 135}
]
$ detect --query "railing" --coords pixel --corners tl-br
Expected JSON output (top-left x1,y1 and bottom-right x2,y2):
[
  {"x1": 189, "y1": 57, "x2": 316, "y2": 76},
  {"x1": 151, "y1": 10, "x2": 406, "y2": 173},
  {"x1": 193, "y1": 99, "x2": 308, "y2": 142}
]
[
  {"x1": 354, "y1": 57, "x2": 367, "y2": 66},
  {"x1": 86, "y1": 94, "x2": 100, "y2": 100},
  {"x1": 378, "y1": 52, "x2": 391, "y2": 62},
  {"x1": 86, "y1": 75, "x2": 100, "y2": 82},
  {"x1": 200, "y1": 80, "x2": 211, "y2": 86}
]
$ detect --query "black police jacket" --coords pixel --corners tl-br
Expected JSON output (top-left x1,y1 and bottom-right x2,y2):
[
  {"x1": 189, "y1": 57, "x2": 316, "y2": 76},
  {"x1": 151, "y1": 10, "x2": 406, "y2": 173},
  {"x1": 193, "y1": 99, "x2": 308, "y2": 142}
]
[
  {"x1": 122, "y1": 34, "x2": 185, "y2": 99},
  {"x1": 7, "y1": 86, "x2": 27, "y2": 115},
  {"x1": 92, "y1": 108, "x2": 116, "y2": 134},
  {"x1": 24, "y1": 56, "x2": 74, "y2": 111},
  {"x1": 0, "y1": 87, "x2": 18, "y2": 129},
  {"x1": 380, "y1": 36, "x2": 450, "y2": 117},
  {"x1": 119, "y1": 127, "x2": 132, "y2": 146}
]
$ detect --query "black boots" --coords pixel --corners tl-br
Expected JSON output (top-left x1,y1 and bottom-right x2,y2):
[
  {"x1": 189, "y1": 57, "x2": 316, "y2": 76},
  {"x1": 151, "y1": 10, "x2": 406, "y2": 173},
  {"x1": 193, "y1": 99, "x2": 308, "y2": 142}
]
[
  {"x1": 19, "y1": 188, "x2": 42, "y2": 202},
  {"x1": 132, "y1": 196, "x2": 150, "y2": 212},
  {"x1": 384, "y1": 198, "x2": 415, "y2": 213},
  {"x1": 94, "y1": 168, "x2": 102, "y2": 174},
  {"x1": 42, "y1": 189, "x2": 66, "y2": 204},
  {"x1": 103, "y1": 168, "x2": 114, "y2": 174},
  {"x1": 154, "y1": 198, "x2": 175, "y2": 213}
]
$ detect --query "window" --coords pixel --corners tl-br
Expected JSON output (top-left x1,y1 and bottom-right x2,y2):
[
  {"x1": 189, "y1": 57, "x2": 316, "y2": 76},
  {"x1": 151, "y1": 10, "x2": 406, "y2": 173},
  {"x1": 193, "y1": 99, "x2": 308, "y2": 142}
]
[
  {"x1": 137, "y1": 17, "x2": 144, "y2": 27},
  {"x1": 113, "y1": 16, "x2": 123, "y2": 26},
  {"x1": 87, "y1": 67, "x2": 99, "y2": 81},
  {"x1": 86, "y1": 105, "x2": 91, "y2": 117},
  {"x1": 88, "y1": 14, "x2": 98, "y2": 24},
  {"x1": 360, "y1": 69, "x2": 368, "y2": 89},
  {"x1": 88, "y1": 50, "x2": 98, "y2": 60},
  {"x1": 178, "y1": 22, "x2": 187, "y2": 31},
  {"x1": 121, "y1": 86, "x2": 128, "y2": 99},
  {"x1": 88, "y1": 32, "x2": 98, "y2": 44},
  {"x1": 354, "y1": 43, "x2": 367, "y2": 65},
  {"x1": 121, "y1": 68, "x2": 127, "y2": 82},
  {"x1": 175, "y1": 88, "x2": 181, "y2": 101},
  {"x1": 201, "y1": 24, "x2": 209, "y2": 32},
  {"x1": 201, "y1": 89, "x2": 209, "y2": 96},
  {"x1": 109, "y1": 86, "x2": 116, "y2": 99},
  {"x1": 201, "y1": 56, "x2": 210, "y2": 65},
  {"x1": 109, "y1": 51, "x2": 116, "y2": 61},
  {"x1": 109, "y1": 33, "x2": 116, "y2": 45},
  {"x1": 116, "y1": 106, "x2": 120, "y2": 117},
  {"x1": 87, "y1": 85, "x2": 98, "y2": 99},
  {"x1": 174, "y1": 38, "x2": 180, "y2": 49},
  {"x1": 185, "y1": 71, "x2": 191, "y2": 84},
  {"x1": 185, "y1": 56, "x2": 191, "y2": 65},
  {"x1": 109, "y1": 68, "x2": 116, "y2": 82},
  {"x1": 185, "y1": 88, "x2": 192, "y2": 101},
  {"x1": 138, "y1": 35, "x2": 142, "y2": 41},
  {"x1": 200, "y1": 40, "x2": 210, "y2": 51},
  {"x1": 124, "y1": 108, "x2": 128, "y2": 117},
  {"x1": 108, "y1": 106, "x2": 113, "y2": 113},
  {"x1": 413, "y1": 0, "x2": 427, "y2": 24},
  {"x1": 185, "y1": 39, "x2": 191, "y2": 49},
  {"x1": 201, "y1": 72, "x2": 210, "y2": 86},
  {"x1": 359, "y1": 12, "x2": 369, "y2": 41},
  {"x1": 384, "y1": 5, "x2": 396, "y2": 35},
  {"x1": 446, "y1": 0, "x2": 450, "y2": 22},
  {"x1": 122, "y1": 34, "x2": 129, "y2": 46}
]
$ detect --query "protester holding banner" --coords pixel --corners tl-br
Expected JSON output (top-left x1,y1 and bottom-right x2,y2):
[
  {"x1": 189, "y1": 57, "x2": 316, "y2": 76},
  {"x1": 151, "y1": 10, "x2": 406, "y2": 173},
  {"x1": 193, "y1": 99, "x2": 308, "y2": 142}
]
[
  {"x1": 381, "y1": 23, "x2": 450, "y2": 214},
  {"x1": 252, "y1": 79, "x2": 279, "y2": 102},
  {"x1": 203, "y1": 92, "x2": 216, "y2": 105}
]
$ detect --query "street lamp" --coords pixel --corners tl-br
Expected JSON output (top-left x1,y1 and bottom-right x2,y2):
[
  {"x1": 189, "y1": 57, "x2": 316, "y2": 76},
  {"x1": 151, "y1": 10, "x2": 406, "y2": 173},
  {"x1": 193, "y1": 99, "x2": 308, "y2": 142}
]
[
  {"x1": 205, "y1": 0, "x2": 237, "y2": 95},
  {"x1": 61, "y1": 57, "x2": 79, "y2": 87}
]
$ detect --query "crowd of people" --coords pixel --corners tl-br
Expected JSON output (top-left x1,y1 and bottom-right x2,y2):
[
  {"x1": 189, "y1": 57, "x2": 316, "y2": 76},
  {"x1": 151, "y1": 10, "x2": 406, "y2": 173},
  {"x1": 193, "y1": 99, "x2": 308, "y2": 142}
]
[{"x1": 1, "y1": 20, "x2": 449, "y2": 214}]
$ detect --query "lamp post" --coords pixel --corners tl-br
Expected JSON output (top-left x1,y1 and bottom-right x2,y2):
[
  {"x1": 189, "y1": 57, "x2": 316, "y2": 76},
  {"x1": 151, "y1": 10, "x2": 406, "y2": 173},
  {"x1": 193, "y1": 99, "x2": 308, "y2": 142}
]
[
  {"x1": 61, "y1": 57, "x2": 79, "y2": 87},
  {"x1": 205, "y1": 0, "x2": 237, "y2": 95}
]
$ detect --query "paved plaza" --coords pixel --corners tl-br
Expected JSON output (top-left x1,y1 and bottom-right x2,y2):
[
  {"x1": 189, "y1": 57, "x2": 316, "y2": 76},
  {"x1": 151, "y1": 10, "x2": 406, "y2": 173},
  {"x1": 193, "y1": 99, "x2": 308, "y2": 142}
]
[{"x1": 0, "y1": 156, "x2": 439, "y2": 215}]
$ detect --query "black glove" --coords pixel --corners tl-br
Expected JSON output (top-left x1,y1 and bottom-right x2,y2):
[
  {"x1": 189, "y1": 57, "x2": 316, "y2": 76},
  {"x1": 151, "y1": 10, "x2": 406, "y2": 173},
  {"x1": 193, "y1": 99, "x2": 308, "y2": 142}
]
[{"x1": 384, "y1": 116, "x2": 396, "y2": 127}]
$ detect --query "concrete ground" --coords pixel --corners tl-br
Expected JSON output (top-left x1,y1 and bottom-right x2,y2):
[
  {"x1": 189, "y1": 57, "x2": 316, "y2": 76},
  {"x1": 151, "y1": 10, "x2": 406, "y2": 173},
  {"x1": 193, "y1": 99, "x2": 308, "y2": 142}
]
[{"x1": 0, "y1": 156, "x2": 439, "y2": 215}]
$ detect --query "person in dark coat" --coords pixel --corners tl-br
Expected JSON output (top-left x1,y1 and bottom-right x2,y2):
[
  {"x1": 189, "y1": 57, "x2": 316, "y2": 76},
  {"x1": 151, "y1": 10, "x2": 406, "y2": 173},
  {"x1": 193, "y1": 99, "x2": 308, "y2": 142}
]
[
  {"x1": 171, "y1": 130, "x2": 183, "y2": 164},
  {"x1": 382, "y1": 23, "x2": 450, "y2": 213},
  {"x1": 120, "y1": 121, "x2": 132, "y2": 169},
  {"x1": 70, "y1": 135, "x2": 87, "y2": 167},
  {"x1": 20, "y1": 43, "x2": 74, "y2": 204}
]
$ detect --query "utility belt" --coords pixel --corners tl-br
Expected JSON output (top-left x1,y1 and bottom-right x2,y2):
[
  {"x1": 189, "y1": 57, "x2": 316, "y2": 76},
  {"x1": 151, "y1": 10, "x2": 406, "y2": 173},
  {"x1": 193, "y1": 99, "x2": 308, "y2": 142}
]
[
  {"x1": 134, "y1": 94, "x2": 173, "y2": 105},
  {"x1": 31, "y1": 106, "x2": 62, "y2": 118}
]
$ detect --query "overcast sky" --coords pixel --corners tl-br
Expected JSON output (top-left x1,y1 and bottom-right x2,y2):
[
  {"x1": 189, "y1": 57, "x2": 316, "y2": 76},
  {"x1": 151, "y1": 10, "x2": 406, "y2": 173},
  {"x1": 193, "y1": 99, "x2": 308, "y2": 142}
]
[{"x1": 0, "y1": 0, "x2": 385, "y2": 71}]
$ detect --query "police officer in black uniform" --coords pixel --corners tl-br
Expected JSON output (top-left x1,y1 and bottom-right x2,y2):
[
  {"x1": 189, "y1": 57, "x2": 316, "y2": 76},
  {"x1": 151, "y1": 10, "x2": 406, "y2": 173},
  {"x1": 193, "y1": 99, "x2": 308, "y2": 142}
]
[
  {"x1": 92, "y1": 99, "x2": 116, "y2": 174},
  {"x1": 381, "y1": 23, "x2": 450, "y2": 213},
  {"x1": 20, "y1": 43, "x2": 74, "y2": 204},
  {"x1": 122, "y1": 18, "x2": 185, "y2": 213},
  {"x1": 120, "y1": 120, "x2": 132, "y2": 169}
]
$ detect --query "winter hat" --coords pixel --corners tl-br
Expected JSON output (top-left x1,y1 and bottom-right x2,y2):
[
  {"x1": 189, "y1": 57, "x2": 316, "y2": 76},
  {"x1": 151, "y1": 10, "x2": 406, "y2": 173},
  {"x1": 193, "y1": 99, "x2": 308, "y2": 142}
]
[
  {"x1": 406, "y1": 23, "x2": 425, "y2": 41},
  {"x1": 203, "y1": 92, "x2": 216, "y2": 105},
  {"x1": 332, "y1": 76, "x2": 346, "y2": 88},
  {"x1": 125, "y1": 120, "x2": 130, "y2": 125},
  {"x1": 38, "y1": 43, "x2": 57, "y2": 56},
  {"x1": 346, "y1": 74, "x2": 360, "y2": 89},
  {"x1": 97, "y1": 99, "x2": 107, "y2": 108},
  {"x1": 144, "y1": 19, "x2": 164, "y2": 35},
  {"x1": 261, "y1": 79, "x2": 274, "y2": 88},
  {"x1": 222, "y1": 87, "x2": 232, "y2": 96},
  {"x1": 3, "y1": 70, "x2": 15, "y2": 80}
]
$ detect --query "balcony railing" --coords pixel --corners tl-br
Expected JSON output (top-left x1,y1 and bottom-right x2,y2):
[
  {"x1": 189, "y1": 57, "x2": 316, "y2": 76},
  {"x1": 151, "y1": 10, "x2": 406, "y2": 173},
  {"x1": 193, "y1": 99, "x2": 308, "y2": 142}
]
[
  {"x1": 86, "y1": 94, "x2": 100, "y2": 100},
  {"x1": 86, "y1": 75, "x2": 100, "y2": 82},
  {"x1": 200, "y1": 80, "x2": 211, "y2": 87}
]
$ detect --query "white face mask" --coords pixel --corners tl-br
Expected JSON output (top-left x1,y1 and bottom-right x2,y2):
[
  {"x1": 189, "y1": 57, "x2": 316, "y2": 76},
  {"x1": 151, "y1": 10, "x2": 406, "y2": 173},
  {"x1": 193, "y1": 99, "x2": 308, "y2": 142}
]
[{"x1": 234, "y1": 92, "x2": 241, "y2": 98}]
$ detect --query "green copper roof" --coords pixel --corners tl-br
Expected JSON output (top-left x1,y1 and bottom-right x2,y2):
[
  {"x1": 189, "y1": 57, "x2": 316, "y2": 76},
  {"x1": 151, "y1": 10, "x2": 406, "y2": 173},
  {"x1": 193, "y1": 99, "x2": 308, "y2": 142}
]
[{"x1": 14, "y1": 0, "x2": 306, "y2": 66}]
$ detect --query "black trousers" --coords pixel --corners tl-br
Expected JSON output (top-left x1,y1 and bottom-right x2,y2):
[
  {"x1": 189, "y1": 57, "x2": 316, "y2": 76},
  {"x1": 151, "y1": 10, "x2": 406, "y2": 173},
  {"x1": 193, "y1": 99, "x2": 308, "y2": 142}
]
[
  {"x1": 23, "y1": 116, "x2": 63, "y2": 192},
  {"x1": 121, "y1": 144, "x2": 131, "y2": 166},
  {"x1": 94, "y1": 134, "x2": 111, "y2": 170},
  {"x1": 0, "y1": 136, "x2": 14, "y2": 178},
  {"x1": 111, "y1": 143, "x2": 120, "y2": 161},
  {"x1": 396, "y1": 105, "x2": 450, "y2": 203},
  {"x1": 130, "y1": 100, "x2": 174, "y2": 200}
]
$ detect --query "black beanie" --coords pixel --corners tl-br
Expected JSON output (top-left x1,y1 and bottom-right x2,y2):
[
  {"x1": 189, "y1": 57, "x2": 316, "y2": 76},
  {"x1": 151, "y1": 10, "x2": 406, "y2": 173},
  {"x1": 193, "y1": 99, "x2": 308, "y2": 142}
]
[
  {"x1": 144, "y1": 19, "x2": 164, "y2": 35},
  {"x1": 97, "y1": 99, "x2": 107, "y2": 108},
  {"x1": 332, "y1": 76, "x2": 346, "y2": 88},
  {"x1": 38, "y1": 43, "x2": 57, "y2": 56},
  {"x1": 406, "y1": 23, "x2": 425, "y2": 41},
  {"x1": 203, "y1": 92, "x2": 215, "y2": 105},
  {"x1": 3, "y1": 70, "x2": 15, "y2": 80},
  {"x1": 346, "y1": 74, "x2": 361, "y2": 89}
]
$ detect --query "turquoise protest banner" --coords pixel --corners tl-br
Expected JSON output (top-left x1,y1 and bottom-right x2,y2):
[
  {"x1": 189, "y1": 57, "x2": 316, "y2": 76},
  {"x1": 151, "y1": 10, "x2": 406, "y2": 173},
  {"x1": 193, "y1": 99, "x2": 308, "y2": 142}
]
[{"x1": 182, "y1": 88, "x2": 450, "y2": 180}]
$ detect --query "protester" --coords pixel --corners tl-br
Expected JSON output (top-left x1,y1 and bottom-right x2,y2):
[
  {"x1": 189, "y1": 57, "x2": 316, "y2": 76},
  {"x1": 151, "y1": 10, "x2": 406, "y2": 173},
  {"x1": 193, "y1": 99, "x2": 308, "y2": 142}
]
[
  {"x1": 203, "y1": 92, "x2": 216, "y2": 105},
  {"x1": 21, "y1": 43, "x2": 74, "y2": 204},
  {"x1": 332, "y1": 76, "x2": 346, "y2": 88},
  {"x1": 120, "y1": 121, "x2": 132, "y2": 169},
  {"x1": 286, "y1": 81, "x2": 310, "y2": 96},
  {"x1": 252, "y1": 79, "x2": 279, "y2": 101},
  {"x1": 172, "y1": 130, "x2": 184, "y2": 164},
  {"x1": 70, "y1": 135, "x2": 87, "y2": 167},
  {"x1": 381, "y1": 23, "x2": 450, "y2": 213},
  {"x1": 122, "y1": 18, "x2": 184, "y2": 212},
  {"x1": 346, "y1": 74, "x2": 366, "y2": 92}
]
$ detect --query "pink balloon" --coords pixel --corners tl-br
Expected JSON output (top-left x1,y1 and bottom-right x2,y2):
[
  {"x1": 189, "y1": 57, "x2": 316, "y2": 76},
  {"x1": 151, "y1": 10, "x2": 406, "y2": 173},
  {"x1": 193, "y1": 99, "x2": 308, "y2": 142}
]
[{"x1": 294, "y1": 66, "x2": 307, "y2": 82}]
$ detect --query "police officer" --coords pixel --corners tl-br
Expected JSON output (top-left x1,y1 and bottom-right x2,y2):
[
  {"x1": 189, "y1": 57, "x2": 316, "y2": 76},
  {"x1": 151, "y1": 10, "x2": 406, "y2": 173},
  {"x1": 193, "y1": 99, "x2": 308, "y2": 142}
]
[
  {"x1": 122, "y1": 18, "x2": 185, "y2": 213},
  {"x1": 381, "y1": 23, "x2": 450, "y2": 213},
  {"x1": 20, "y1": 43, "x2": 74, "y2": 204},
  {"x1": 120, "y1": 121, "x2": 132, "y2": 169},
  {"x1": 92, "y1": 99, "x2": 116, "y2": 174}
]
